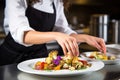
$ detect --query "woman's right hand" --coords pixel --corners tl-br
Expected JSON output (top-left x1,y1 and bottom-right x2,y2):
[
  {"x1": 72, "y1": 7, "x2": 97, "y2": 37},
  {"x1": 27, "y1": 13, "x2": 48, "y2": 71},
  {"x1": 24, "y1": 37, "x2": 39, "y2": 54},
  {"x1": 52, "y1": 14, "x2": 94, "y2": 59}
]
[{"x1": 54, "y1": 32, "x2": 79, "y2": 56}]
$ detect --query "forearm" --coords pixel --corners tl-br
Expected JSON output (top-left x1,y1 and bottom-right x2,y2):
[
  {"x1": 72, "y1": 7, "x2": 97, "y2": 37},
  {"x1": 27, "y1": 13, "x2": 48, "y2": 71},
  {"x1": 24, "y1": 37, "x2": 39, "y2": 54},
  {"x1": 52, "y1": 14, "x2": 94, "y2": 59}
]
[
  {"x1": 23, "y1": 30, "x2": 58, "y2": 45},
  {"x1": 70, "y1": 33, "x2": 88, "y2": 43}
]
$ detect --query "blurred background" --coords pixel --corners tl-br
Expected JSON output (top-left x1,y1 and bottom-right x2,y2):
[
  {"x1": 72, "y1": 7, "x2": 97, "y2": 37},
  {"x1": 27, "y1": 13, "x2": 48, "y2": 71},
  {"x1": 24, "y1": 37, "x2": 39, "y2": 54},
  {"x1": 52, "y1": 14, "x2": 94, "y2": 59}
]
[
  {"x1": 0, "y1": 0, "x2": 5, "y2": 44},
  {"x1": 0, "y1": 0, "x2": 120, "y2": 52}
]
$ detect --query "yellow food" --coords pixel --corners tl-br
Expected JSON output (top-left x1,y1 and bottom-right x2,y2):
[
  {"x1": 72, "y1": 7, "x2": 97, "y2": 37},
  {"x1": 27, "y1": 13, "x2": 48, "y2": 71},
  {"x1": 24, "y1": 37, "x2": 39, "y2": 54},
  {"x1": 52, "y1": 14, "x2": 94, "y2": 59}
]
[{"x1": 89, "y1": 51, "x2": 116, "y2": 60}]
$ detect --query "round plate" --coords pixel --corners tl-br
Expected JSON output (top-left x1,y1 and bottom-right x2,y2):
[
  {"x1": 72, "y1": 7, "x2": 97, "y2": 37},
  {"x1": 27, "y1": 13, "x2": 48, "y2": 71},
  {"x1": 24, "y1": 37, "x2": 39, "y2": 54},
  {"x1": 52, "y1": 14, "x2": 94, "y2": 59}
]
[
  {"x1": 81, "y1": 52, "x2": 120, "y2": 65},
  {"x1": 17, "y1": 58, "x2": 104, "y2": 77}
]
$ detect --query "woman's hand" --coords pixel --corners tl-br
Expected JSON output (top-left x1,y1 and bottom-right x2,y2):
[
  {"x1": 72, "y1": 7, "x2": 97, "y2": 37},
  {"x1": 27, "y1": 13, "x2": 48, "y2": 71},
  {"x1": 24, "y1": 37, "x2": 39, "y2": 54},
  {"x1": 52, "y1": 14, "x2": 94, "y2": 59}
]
[
  {"x1": 85, "y1": 35, "x2": 106, "y2": 53},
  {"x1": 54, "y1": 32, "x2": 79, "y2": 56},
  {"x1": 71, "y1": 34, "x2": 106, "y2": 54}
]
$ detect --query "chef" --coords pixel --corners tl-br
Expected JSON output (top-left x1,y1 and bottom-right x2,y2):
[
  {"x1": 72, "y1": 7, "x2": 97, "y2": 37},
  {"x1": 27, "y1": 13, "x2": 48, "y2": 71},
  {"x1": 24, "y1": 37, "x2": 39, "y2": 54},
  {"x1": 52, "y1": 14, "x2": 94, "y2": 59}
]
[{"x1": 0, "y1": 0, "x2": 106, "y2": 66}]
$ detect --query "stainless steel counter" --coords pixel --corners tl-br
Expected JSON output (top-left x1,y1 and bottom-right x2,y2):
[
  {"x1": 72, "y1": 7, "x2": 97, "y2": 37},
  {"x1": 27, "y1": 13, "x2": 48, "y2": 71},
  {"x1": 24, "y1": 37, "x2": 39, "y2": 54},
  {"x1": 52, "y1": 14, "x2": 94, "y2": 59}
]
[{"x1": 0, "y1": 63, "x2": 120, "y2": 80}]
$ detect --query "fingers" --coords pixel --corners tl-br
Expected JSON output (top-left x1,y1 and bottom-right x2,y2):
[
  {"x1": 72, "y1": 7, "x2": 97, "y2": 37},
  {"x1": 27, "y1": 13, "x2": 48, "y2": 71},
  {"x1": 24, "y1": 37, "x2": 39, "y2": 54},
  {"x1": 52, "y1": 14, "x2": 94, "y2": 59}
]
[
  {"x1": 65, "y1": 39, "x2": 78, "y2": 56},
  {"x1": 60, "y1": 37, "x2": 79, "y2": 57},
  {"x1": 97, "y1": 38, "x2": 106, "y2": 53},
  {"x1": 92, "y1": 38, "x2": 106, "y2": 54},
  {"x1": 60, "y1": 43, "x2": 67, "y2": 56},
  {"x1": 72, "y1": 39, "x2": 80, "y2": 56},
  {"x1": 86, "y1": 36, "x2": 106, "y2": 54}
]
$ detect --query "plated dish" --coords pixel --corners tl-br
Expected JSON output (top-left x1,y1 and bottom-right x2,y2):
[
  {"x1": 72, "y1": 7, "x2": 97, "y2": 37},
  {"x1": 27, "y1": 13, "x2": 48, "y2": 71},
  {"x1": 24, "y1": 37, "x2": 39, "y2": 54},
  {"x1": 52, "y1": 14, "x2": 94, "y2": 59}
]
[
  {"x1": 17, "y1": 58, "x2": 104, "y2": 77},
  {"x1": 81, "y1": 51, "x2": 120, "y2": 65},
  {"x1": 34, "y1": 51, "x2": 91, "y2": 71},
  {"x1": 17, "y1": 51, "x2": 104, "y2": 77}
]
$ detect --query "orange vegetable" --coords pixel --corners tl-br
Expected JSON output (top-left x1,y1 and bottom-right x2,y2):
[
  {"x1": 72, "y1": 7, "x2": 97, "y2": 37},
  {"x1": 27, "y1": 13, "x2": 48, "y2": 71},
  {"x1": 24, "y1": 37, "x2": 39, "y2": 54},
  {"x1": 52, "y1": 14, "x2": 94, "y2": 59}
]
[
  {"x1": 54, "y1": 65, "x2": 61, "y2": 70},
  {"x1": 39, "y1": 62, "x2": 45, "y2": 70},
  {"x1": 44, "y1": 63, "x2": 48, "y2": 70}
]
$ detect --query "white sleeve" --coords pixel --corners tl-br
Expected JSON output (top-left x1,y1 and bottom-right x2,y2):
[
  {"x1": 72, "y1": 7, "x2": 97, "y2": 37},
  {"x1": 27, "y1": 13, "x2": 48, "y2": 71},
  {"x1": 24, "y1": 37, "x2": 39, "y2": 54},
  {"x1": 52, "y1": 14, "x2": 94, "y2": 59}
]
[
  {"x1": 5, "y1": 0, "x2": 34, "y2": 46},
  {"x1": 53, "y1": 1, "x2": 77, "y2": 35}
]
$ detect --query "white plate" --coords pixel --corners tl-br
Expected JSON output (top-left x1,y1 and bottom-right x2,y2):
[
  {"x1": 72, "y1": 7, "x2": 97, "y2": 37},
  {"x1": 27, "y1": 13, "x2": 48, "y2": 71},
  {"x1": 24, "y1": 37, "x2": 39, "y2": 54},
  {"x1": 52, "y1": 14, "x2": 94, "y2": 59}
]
[
  {"x1": 81, "y1": 52, "x2": 120, "y2": 65},
  {"x1": 17, "y1": 58, "x2": 104, "y2": 77}
]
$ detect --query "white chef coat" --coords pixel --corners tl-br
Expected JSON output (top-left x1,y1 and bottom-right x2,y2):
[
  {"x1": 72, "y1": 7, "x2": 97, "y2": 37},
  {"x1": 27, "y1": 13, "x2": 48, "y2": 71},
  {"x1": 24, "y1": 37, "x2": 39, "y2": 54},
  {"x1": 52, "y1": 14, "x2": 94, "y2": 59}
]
[{"x1": 4, "y1": 0, "x2": 77, "y2": 46}]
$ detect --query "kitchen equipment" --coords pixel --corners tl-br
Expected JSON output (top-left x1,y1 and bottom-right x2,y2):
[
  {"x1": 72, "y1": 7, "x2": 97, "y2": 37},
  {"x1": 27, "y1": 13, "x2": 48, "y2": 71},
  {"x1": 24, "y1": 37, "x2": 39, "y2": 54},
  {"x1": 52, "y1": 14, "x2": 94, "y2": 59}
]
[
  {"x1": 90, "y1": 14, "x2": 109, "y2": 42},
  {"x1": 109, "y1": 19, "x2": 120, "y2": 44}
]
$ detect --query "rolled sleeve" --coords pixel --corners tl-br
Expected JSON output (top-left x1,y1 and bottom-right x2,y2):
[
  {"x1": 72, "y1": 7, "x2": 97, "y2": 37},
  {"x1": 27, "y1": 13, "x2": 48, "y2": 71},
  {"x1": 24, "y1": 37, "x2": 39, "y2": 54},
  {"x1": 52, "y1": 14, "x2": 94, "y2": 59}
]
[
  {"x1": 5, "y1": 0, "x2": 34, "y2": 46},
  {"x1": 11, "y1": 25, "x2": 34, "y2": 46}
]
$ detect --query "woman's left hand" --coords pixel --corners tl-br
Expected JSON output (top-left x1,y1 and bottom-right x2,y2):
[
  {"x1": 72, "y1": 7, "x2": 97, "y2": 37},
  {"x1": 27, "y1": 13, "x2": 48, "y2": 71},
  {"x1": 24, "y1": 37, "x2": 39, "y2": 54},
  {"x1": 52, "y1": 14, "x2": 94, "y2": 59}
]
[
  {"x1": 85, "y1": 35, "x2": 106, "y2": 53},
  {"x1": 70, "y1": 34, "x2": 106, "y2": 54}
]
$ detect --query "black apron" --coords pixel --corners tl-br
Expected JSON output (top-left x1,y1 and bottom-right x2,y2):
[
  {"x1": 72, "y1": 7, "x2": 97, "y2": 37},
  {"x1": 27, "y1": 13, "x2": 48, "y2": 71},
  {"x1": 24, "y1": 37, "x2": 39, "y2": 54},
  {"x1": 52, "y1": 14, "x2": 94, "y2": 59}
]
[{"x1": 0, "y1": 3, "x2": 56, "y2": 65}]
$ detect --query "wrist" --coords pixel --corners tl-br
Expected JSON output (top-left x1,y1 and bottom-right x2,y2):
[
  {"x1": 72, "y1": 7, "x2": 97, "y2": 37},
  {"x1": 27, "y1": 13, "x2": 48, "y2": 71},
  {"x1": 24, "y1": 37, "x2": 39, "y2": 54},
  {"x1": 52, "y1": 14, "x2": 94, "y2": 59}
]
[
  {"x1": 70, "y1": 33, "x2": 89, "y2": 43},
  {"x1": 50, "y1": 32, "x2": 63, "y2": 40}
]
